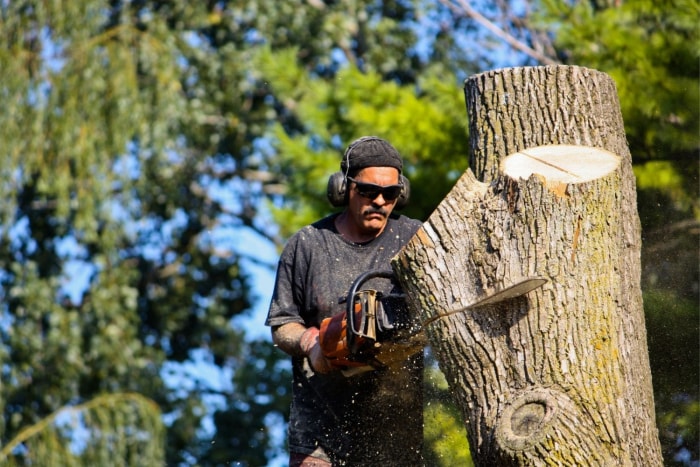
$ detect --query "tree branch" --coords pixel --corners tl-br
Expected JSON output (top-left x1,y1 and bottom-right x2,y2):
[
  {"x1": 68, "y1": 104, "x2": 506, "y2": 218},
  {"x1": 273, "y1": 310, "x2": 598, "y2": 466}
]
[{"x1": 438, "y1": 0, "x2": 560, "y2": 66}]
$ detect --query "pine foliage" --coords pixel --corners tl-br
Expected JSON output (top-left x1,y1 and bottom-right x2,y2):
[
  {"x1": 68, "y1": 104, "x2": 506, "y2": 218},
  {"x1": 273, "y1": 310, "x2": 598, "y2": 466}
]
[{"x1": 0, "y1": 393, "x2": 164, "y2": 466}]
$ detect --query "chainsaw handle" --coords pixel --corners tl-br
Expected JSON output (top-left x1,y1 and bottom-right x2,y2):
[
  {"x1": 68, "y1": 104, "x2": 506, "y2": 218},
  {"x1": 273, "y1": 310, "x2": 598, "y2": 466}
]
[{"x1": 346, "y1": 269, "x2": 394, "y2": 354}]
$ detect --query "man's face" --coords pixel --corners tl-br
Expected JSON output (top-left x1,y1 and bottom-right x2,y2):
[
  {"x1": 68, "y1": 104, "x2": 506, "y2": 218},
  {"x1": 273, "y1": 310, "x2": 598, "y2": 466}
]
[{"x1": 346, "y1": 166, "x2": 401, "y2": 236}]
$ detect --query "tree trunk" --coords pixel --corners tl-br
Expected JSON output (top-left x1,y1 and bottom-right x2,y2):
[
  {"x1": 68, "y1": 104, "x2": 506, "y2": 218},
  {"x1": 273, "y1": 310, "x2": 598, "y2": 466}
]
[{"x1": 393, "y1": 66, "x2": 662, "y2": 465}]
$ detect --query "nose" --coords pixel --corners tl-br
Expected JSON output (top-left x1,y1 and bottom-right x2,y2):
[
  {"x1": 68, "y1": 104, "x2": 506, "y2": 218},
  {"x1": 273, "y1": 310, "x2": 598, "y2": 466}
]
[{"x1": 371, "y1": 193, "x2": 389, "y2": 206}]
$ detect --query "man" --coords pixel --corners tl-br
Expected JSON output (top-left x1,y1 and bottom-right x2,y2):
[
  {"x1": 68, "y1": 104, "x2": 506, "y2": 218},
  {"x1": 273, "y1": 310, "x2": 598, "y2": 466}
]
[{"x1": 266, "y1": 136, "x2": 424, "y2": 466}]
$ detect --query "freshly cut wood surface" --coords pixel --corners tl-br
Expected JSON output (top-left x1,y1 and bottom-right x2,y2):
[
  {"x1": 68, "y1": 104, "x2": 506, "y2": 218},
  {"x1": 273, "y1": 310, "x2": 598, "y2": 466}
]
[{"x1": 501, "y1": 145, "x2": 620, "y2": 184}]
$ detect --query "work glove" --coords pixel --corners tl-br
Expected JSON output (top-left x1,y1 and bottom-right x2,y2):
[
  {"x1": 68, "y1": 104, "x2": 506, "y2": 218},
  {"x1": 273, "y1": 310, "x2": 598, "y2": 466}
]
[{"x1": 300, "y1": 327, "x2": 333, "y2": 374}]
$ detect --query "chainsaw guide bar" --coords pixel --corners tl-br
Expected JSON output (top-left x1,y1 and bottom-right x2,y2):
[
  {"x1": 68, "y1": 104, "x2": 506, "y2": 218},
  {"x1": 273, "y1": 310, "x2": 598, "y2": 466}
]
[{"x1": 421, "y1": 276, "x2": 548, "y2": 327}]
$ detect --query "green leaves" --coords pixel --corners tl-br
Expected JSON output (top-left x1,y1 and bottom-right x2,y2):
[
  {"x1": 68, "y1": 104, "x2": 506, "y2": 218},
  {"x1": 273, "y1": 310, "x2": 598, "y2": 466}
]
[{"x1": 424, "y1": 366, "x2": 473, "y2": 466}]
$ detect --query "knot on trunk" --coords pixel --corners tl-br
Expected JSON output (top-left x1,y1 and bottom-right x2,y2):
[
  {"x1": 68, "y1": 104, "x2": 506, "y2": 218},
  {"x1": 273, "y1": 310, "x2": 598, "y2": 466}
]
[{"x1": 494, "y1": 387, "x2": 564, "y2": 453}]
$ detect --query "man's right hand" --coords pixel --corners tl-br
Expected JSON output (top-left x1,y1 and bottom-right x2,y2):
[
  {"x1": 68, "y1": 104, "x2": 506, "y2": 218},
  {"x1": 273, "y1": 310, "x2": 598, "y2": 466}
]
[{"x1": 300, "y1": 327, "x2": 334, "y2": 374}]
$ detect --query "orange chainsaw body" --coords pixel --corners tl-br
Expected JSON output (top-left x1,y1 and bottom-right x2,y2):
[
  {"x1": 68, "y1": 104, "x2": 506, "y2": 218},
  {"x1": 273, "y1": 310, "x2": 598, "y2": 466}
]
[{"x1": 319, "y1": 291, "x2": 378, "y2": 368}]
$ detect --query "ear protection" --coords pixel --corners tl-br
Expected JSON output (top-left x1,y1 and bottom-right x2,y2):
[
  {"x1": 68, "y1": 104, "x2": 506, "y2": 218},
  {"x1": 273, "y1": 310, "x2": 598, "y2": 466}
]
[{"x1": 326, "y1": 171, "x2": 410, "y2": 209}]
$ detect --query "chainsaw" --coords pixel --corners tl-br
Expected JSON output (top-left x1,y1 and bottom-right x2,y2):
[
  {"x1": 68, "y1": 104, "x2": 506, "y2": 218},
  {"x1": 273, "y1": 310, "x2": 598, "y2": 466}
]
[{"x1": 318, "y1": 269, "x2": 547, "y2": 375}]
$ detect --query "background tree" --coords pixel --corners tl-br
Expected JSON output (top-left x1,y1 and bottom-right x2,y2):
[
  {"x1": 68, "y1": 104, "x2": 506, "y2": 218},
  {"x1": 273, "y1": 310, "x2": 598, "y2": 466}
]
[{"x1": 0, "y1": 1, "x2": 289, "y2": 464}]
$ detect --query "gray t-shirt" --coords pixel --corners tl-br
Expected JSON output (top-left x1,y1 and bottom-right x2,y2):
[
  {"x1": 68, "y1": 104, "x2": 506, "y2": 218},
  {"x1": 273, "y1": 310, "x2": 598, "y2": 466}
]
[{"x1": 266, "y1": 213, "x2": 424, "y2": 465}]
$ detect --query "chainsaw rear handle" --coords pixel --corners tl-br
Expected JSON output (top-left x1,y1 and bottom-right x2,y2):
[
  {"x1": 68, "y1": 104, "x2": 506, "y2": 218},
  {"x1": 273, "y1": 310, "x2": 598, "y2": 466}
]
[{"x1": 346, "y1": 269, "x2": 395, "y2": 354}]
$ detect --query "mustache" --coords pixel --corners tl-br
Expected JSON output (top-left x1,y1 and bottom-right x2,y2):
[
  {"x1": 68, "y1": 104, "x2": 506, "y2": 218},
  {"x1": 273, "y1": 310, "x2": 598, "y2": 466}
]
[{"x1": 363, "y1": 207, "x2": 388, "y2": 217}]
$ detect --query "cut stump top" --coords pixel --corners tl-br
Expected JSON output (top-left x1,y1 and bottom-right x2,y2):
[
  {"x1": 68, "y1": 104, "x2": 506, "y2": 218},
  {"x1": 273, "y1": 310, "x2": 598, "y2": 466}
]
[{"x1": 501, "y1": 145, "x2": 621, "y2": 184}]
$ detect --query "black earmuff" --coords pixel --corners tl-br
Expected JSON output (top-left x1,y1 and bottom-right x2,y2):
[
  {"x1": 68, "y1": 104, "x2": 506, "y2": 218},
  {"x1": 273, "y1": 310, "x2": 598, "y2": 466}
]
[
  {"x1": 327, "y1": 172, "x2": 347, "y2": 207},
  {"x1": 396, "y1": 174, "x2": 410, "y2": 209},
  {"x1": 326, "y1": 172, "x2": 410, "y2": 210}
]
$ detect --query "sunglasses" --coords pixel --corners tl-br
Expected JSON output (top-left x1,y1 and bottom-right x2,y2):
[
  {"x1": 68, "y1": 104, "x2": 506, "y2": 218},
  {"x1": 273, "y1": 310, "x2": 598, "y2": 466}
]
[{"x1": 347, "y1": 177, "x2": 403, "y2": 201}]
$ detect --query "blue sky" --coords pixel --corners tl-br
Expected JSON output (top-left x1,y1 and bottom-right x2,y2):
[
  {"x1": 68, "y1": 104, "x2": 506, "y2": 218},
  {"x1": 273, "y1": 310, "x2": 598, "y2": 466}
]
[{"x1": 232, "y1": 228, "x2": 278, "y2": 341}]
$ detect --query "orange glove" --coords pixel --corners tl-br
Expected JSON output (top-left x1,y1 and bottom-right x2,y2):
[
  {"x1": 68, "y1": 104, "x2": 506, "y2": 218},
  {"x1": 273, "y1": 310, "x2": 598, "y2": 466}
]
[{"x1": 300, "y1": 327, "x2": 334, "y2": 374}]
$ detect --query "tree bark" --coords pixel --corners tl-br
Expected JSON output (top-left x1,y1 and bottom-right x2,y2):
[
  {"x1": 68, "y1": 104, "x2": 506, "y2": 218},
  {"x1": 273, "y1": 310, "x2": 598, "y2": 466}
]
[{"x1": 393, "y1": 66, "x2": 662, "y2": 465}]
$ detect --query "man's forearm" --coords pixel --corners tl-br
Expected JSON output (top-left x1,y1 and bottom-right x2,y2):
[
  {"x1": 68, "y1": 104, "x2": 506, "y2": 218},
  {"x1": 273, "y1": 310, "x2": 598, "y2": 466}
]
[
  {"x1": 273, "y1": 322, "x2": 334, "y2": 374},
  {"x1": 271, "y1": 322, "x2": 308, "y2": 357}
]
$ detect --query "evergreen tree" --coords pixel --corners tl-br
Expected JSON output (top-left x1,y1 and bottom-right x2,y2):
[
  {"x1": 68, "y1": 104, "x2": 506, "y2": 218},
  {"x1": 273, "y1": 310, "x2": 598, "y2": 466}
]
[{"x1": 0, "y1": 1, "x2": 287, "y2": 464}]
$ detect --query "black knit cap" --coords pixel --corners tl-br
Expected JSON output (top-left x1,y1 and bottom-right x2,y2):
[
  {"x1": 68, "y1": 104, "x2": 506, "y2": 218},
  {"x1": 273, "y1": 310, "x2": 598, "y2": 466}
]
[{"x1": 340, "y1": 136, "x2": 403, "y2": 174}]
